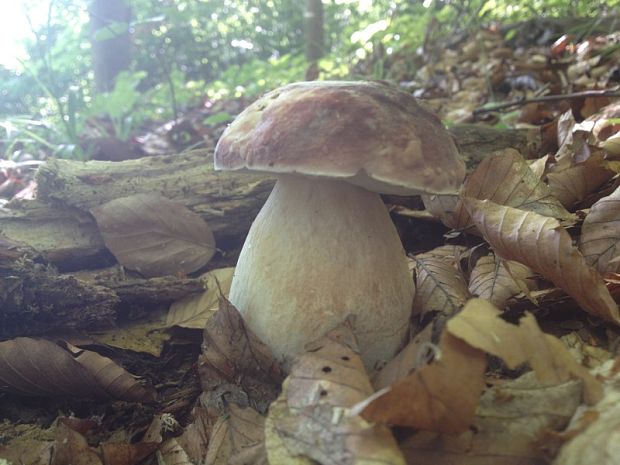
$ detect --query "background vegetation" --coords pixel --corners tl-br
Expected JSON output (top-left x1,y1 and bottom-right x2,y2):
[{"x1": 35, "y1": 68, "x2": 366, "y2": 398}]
[{"x1": 1, "y1": 0, "x2": 618, "y2": 159}]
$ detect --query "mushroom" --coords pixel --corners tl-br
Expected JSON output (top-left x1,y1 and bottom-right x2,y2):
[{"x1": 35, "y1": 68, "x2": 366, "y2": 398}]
[{"x1": 214, "y1": 81, "x2": 465, "y2": 371}]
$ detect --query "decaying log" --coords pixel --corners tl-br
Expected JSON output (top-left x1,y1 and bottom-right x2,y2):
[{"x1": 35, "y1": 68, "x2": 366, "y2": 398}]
[
  {"x1": 449, "y1": 124, "x2": 540, "y2": 170},
  {"x1": 2, "y1": 124, "x2": 539, "y2": 272},
  {"x1": 0, "y1": 259, "x2": 204, "y2": 338},
  {"x1": 36, "y1": 149, "x2": 275, "y2": 250},
  {"x1": 0, "y1": 124, "x2": 539, "y2": 337},
  {"x1": 0, "y1": 258, "x2": 119, "y2": 338}
]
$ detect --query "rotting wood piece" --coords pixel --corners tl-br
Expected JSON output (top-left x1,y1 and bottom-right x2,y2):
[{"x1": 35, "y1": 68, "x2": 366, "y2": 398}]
[
  {"x1": 4, "y1": 125, "x2": 540, "y2": 271},
  {"x1": 35, "y1": 149, "x2": 275, "y2": 250},
  {"x1": 0, "y1": 258, "x2": 119, "y2": 339}
]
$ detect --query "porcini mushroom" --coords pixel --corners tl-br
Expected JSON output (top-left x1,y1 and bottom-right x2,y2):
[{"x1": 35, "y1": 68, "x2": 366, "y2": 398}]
[{"x1": 214, "y1": 81, "x2": 465, "y2": 371}]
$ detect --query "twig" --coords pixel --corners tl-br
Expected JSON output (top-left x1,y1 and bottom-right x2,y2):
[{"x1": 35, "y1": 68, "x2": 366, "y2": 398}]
[{"x1": 473, "y1": 88, "x2": 620, "y2": 115}]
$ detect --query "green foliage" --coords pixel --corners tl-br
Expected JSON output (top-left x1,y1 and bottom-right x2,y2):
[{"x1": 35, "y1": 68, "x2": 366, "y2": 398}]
[
  {"x1": 1, "y1": 0, "x2": 618, "y2": 161},
  {"x1": 87, "y1": 71, "x2": 147, "y2": 141}
]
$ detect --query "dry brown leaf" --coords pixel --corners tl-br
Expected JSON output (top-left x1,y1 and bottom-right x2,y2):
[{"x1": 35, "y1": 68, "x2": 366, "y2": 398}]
[
  {"x1": 205, "y1": 404, "x2": 267, "y2": 465},
  {"x1": 358, "y1": 332, "x2": 486, "y2": 433},
  {"x1": 66, "y1": 342, "x2": 156, "y2": 403},
  {"x1": 579, "y1": 186, "x2": 620, "y2": 273},
  {"x1": 400, "y1": 373, "x2": 582, "y2": 465},
  {"x1": 463, "y1": 198, "x2": 619, "y2": 323},
  {"x1": 166, "y1": 267, "x2": 235, "y2": 329},
  {"x1": 268, "y1": 321, "x2": 405, "y2": 465},
  {"x1": 423, "y1": 149, "x2": 572, "y2": 230},
  {"x1": 468, "y1": 253, "x2": 537, "y2": 308},
  {"x1": 0, "y1": 338, "x2": 154, "y2": 402},
  {"x1": 553, "y1": 359, "x2": 620, "y2": 465},
  {"x1": 197, "y1": 298, "x2": 284, "y2": 413},
  {"x1": 412, "y1": 248, "x2": 471, "y2": 321},
  {"x1": 172, "y1": 407, "x2": 214, "y2": 464},
  {"x1": 372, "y1": 324, "x2": 434, "y2": 390},
  {"x1": 91, "y1": 193, "x2": 215, "y2": 277},
  {"x1": 51, "y1": 423, "x2": 102, "y2": 465},
  {"x1": 546, "y1": 157, "x2": 614, "y2": 209},
  {"x1": 447, "y1": 298, "x2": 602, "y2": 404}
]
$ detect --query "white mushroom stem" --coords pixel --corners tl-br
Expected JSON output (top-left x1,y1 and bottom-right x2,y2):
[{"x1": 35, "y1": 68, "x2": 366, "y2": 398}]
[{"x1": 229, "y1": 174, "x2": 415, "y2": 371}]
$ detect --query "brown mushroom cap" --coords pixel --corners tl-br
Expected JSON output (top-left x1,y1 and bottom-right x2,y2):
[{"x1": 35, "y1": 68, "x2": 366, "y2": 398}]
[{"x1": 214, "y1": 80, "x2": 465, "y2": 195}]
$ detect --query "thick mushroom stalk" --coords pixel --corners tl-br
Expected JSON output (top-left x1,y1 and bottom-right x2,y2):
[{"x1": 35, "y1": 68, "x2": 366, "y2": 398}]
[{"x1": 229, "y1": 174, "x2": 414, "y2": 370}]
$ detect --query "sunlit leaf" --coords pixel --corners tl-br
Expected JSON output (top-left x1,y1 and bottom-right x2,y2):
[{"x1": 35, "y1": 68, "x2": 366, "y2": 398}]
[{"x1": 463, "y1": 198, "x2": 619, "y2": 323}]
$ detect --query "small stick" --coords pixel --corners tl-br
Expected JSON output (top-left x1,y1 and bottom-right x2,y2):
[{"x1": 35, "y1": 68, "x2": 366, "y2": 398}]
[{"x1": 473, "y1": 88, "x2": 620, "y2": 115}]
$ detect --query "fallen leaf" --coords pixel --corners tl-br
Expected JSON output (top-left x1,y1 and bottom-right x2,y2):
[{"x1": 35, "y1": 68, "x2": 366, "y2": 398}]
[
  {"x1": 400, "y1": 373, "x2": 582, "y2": 465},
  {"x1": 579, "y1": 185, "x2": 620, "y2": 273},
  {"x1": 268, "y1": 321, "x2": 405, "y2": 464},
  {"x1": 91, "y1": 193, "x2": 215, "y2": 277},
  {"x1": 463, "y1": 198, "x2": 619, "y2": 323},
  {"x1": 423, "y1": 149, "x2": 572, "y2": 230},
  {"x1": 90, "y1": 309, "x2": 170, "y2": 357},
  {"x1": 166, "y1": 267, "x2": 235, "y2": 329},
  {"x1": 205, "y1": 404, "x2": 267, "y2": 465},
  {"x1": 51, "y1": 423, "x2": 102, "y2": 465},
  {"x1": 412, "y1": 248, "x2": 471, "y2": 322},
  {"x1": 358, "y1": 332, "x2": 486, "y2": 433},
  {"x1": 372, "y1": 324, "x2": 434, "y2": 390},
  {"x1": 0, "y1": 337, "x2": 154, "y2": 402},
  {"x1": 447, "y1": 299, "x2": 603, "y2": 404},
  {"x1": 197, "y1": 298, "x2": 284, "y2": 413},
  {"x1": 469, "y1": 253, "x2": 537, "y2": 308},
  {"x1": 546, "y1": 157, "x2": 614, "y2": 209},
  {"x1": 553, "y1": 359, "x2": 620, "y2": 465}
]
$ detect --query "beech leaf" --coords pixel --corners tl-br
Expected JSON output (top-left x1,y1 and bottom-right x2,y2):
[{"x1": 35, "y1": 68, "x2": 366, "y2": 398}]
[
  {"x1": 0, "y1": 337, "x2": 155, "y2": 402},
  {"x1": 400, "y1": 373, "x2": 582, "y2": 465},
  {"x1": 198, "y1": 298, "x2": 284, "y2": 413},
  {"x1": 268, "y1": 321, "x2": 405, "y2": 465},
  {"x1": 579, "y1": 186, "x2": 620, "y2": 273},
  {"x1": 423, "y1": 149, "x2": 572, "y2": 230},
  {"x1": 166, "y1": 267, "x2": 235, "y2": 329},
  {"x1": 412, "y1": 248, "x2": 471, "y2": 321},
  {"x1": 469, "y1": 253, "x2": 537, "y2": 308},
  {"x1": 357, "y1": 331, "x2": 486, "y2": 433},
  {"x1": 447, "y1": 298, "x2": 603, "y2": 404},
  {"x1": 91, "y1": 193, "x2": 215, "y2": 277},
  {"x1": 463, "y1": 198, "x2": 619, "y2": 323},
  {"x1": 546, "y1": 157, "x2": 614, "y2": 209}
]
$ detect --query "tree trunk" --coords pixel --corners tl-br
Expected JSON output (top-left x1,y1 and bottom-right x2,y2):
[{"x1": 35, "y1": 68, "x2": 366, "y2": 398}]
[
  {"x1": 304, "y1": 0, "x2": 324, "y2": 63},
  {"x1": 90, "y1": 0, "x2": 132, "y2": 93}
]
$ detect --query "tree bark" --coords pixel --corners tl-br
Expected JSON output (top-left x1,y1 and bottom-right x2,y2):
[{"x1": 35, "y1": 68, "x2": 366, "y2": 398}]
[
  {"x1": 304, "y1": 0, "x2": 324, "y2": 63},
  {"x1": 90, "y1": 0, "x2": 132, "y2": 93}
]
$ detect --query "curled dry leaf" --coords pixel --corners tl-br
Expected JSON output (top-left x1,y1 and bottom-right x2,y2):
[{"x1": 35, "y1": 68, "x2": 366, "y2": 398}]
[
  {"x1": 205, "y1": 404, "x2": 267, "y2": 465},
  {"x1": 358, "y1": 332, "x2": 487, "y2": 433},
  {"x1": 0, "y1": 337, "x2": 154, "y2": 402},
  {"x1": 546, "y1": 157, "x2": 614, "y2": 209},
  {"x1": 400, "y1": 373, "x2": 583, "y2": 465},
  {"x1": 412, "y1": 248, "x2": 471, "y2": 321},
  {"x1": 267, "y1": 321, "x2": 405, "y2": 465},
  {"x1": 91, "y1": 193, "x2": 215, "y2": 277},
  {"x1": 579, "y1": 186, "x2": 620, "y2": 273},
  {"x1": 463, "y1": 198, "x2": 619, "y2": 324},
  {"x1": 166, "y1": 267, "x2": 235, "y2": 329},
  {"x1": 447, "y1": 299, "x2": 602, "y2": 404},
  {"x1": 197, "y1": 298, "x2": 284, "y2": 413},
  {"x1": 469, "y1": 253, "x2": 537, "y2": 309},
  {"x1": 423, "y1": 149, "x2": 572, "y2": 230}
]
